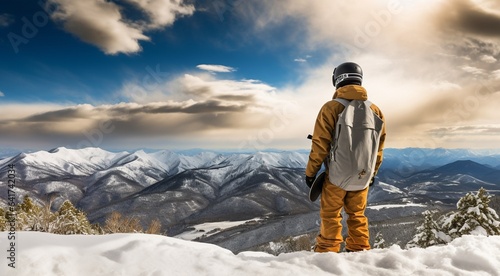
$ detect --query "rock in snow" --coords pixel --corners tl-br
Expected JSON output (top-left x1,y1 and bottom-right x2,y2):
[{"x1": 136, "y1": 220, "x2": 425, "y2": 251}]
[{"x1": 1, "y1": 232, "x2": 499, "y2": 275}]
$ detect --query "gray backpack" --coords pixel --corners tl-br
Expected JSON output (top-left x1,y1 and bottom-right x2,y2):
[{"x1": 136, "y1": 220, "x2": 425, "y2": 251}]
[{"x1": 328, "y1": 99, "x2": 384, "y2": 191}]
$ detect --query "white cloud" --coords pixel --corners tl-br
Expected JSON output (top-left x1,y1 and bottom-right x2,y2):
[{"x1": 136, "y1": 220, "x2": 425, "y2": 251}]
[
  {"x1": 47, "y1": 0, "x2": 194, "y2": 55},
  {"x1": 239, "y1": 0, "x2": 500, "y2": 149},
  {"x1": 0, "y1": 103, "x2": 66, "y2": 121},
  {"x1": 48, "y1": 0, "x2": 149, "y2": 55},
  {"x1": 431, "y1": 81, "x2": 462, "y2": 91},
  {"x1": 294, "y1": 58, "x2": 307, "y2": 63},
  {"x1": 428, "y1": 124, "x2": 500, "y2": 136},
  {"x1": 0, "y1": 73, "x2": 301, "y2": 149},
  {"x1": 124, "y1": 0, "x2": 194, "y2": 30},
  {"x1": 480, "y1": 55, "x2": 497, "y2": 63},
  {"x1": 5, "y1": 0, "x2": 500, "y2": 149},
  {"x1": 461, "y1": 66, "x2": 486, "y2": 75},
  {"x1": 196, "y1": 64, "x2": 236, "y2": 73},
  {"x1": 122, "y1": 72, "x2": 278, "y2": 107},
  {"x1": 0, "y1": 91, "x2": 4, "y2": 97},
  {"x1": 179, "y1": 74, "x2": 278, "y2": 107},
  {"x1": 493, "y1": 69, "x2": 500, "y2": 79}
]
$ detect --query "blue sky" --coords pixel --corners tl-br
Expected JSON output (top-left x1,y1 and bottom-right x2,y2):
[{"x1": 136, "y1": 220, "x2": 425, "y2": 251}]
[
  {"x1": 1, "y1": 0, "x2": 500, "y2": 150},
  {"x1": 0, "y1": 0, "x2": 319, "y2": 103}
]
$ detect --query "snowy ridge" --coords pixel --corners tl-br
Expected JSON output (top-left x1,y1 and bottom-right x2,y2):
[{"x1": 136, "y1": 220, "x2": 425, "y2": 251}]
[
  {"x1": 367, "y1": 203, "x2": 427, "y2": 211},
  {"x1": 1, "y1": 147, "x2": 498, "y2": 222},
  {"x1": 0, "y1": 147, "x2": 315, "y2": 241},
  {"x1": 2, "y1": 232, "x2": 499, "y2": 276},
  {"x1": 1, "y1": 147, "x2": 308, "y2": 176},
  {"x1": 1, "y1": 147, "x2": 500, "y2": 253},
  {"x1": 0, "y1": 147, "x2": 309, "y2": 200}
]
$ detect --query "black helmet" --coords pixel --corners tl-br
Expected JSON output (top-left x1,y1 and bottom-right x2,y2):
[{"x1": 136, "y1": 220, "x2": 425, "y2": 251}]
[{"x1": 332, "y1": 62, "x2": 363, "y2": 89}]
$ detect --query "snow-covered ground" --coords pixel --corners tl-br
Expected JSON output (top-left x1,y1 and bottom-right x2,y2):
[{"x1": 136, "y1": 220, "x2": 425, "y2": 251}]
[
  {"x1": 1, "y1": 232, "x2": 499, "y2": 276},
  {"x1": 367, "y1": 203, "x2": 427, "y2": 211},
  {"x1": 175, "y1": 218, "x2": 262, "y2": 240}
]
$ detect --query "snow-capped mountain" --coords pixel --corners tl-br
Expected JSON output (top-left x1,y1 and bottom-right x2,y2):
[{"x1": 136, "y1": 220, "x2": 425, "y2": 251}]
[
  {"x1": 1, "y1": 147, "x2": 499, "y2": 252},
  {"x1": 382, "y1": 148, "x2": 500, "y2": 175},
  {"x1": 0, "y1": 147, "x2": 314, "y2": 226},
  {"x1": 399, "y1": 161, "x2": 500, "y2": 204}
]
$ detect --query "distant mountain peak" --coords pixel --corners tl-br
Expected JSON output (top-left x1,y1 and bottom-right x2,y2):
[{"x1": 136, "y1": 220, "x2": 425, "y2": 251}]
[
  {"x1": 48, "y1": 147, "x2": 64, "y2": 153},
  {"x1": 433, "y1": 160, "x2": 498, "y2": 179},
  {"x1": 438, "y1": 160, "x2": 489, "y2": 169}
]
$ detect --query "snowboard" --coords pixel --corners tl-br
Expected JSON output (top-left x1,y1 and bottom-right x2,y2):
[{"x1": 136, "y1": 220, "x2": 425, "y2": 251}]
[{"x1": 309, "y1": 171, "x2": 325, "y2": 202}]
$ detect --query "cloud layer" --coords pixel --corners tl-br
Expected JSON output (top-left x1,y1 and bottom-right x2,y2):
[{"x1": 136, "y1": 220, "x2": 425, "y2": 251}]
[
  {"x1": 440, "y1": 0, "x2": 500, "y2": 37},
  {"x1": 3, "y1": 0, "x2": 500, "y2": 150},
  {"x1": 245, "y1": 0, "x2": 500, "y2": 148},
  {"x1": 0, "y1": 72, "x2": 298, "y2": 149},
  {"x1": 125, "y1": 0, "x2": 195, "y2": 29},
  {"x1": 47, "y1": 0, "x2": 194, "y2": 54}
]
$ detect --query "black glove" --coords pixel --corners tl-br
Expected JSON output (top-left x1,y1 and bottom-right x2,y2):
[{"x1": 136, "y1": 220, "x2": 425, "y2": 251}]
[
  {"x1": 305, "y1": 175, "x2": 316, "y2": 188},
  {"x1": 369, "y1": 176, "x2": 379, "y2": 187}
]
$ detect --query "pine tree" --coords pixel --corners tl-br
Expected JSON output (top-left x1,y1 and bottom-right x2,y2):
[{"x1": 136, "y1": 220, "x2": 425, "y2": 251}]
[
  {"x1": 103, "y1": 211, "x2": 144, "y2": 233},
  {"x1": 373, "y1": 231, "x2": 386, "y2": 249},
  {"x1": 441, "y1": 188, "x2": 500, "y2": 239},
  {"x1": 407, "y1": 210, "x2": 448, "y2": 248},
  {"x1": 0, "y1": 208, "x2": 6, "y2": 231},
  {"x1": 16, "y1": 196, "x2": 47, "y2": 231},
  {"x1": 145, "y1": 218, "x2": 162, "y2": 235},
  {"x1": 53, "y1": 200, "x2": 94, "y2": 235}
]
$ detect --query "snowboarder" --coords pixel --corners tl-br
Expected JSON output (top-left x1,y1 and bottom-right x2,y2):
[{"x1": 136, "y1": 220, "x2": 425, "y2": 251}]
[{"x1": 305, "y1": 62, "x2": 386, "y2": 253}]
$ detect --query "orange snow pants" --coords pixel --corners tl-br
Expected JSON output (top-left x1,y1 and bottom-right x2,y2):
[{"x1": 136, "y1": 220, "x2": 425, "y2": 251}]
[{"x1": 314, "y1": 182, "x2": 370, "y2": 253}]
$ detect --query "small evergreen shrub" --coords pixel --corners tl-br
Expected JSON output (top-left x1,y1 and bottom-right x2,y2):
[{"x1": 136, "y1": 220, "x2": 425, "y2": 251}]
[
  {"x1": 0, "y1": 196, "x2": 162, "y2": 235},
  {"x1": 407, "y1": 188, "x2": 500, "y2": 249}
]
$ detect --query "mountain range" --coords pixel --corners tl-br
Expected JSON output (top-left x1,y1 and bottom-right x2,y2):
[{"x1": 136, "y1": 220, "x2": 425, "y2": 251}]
[
  {"x1": 0, "y1": 148, "x2": 313, "y2": 226},
  {"x1": 1, "y1": 147, "x2": 499, "y2": 251}
]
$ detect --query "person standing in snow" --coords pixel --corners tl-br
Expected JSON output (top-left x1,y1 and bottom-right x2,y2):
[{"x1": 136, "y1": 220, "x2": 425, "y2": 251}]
[{"x1": 305, "y1": 62, "x2": 386, "y2": 253}]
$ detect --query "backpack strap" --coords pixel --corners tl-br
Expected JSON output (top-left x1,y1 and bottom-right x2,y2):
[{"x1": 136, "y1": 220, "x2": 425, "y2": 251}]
[
  {"x1": 335, "y1": 98, "x2": 373, "y2": 109},
  {"x1": 334, "y1": 98, "x2": 372, "y2": 106},
  {"x1": 333, "y1": 98, "x2": 350, "y2": 107}
]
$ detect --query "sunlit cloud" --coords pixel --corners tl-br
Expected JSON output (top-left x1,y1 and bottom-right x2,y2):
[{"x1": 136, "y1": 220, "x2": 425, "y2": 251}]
[
  {"x1": 461, "y1": 66, "x2": 486, "y2": 75},
  {"x1": 124, "y1": 0, "x2": 195, "y2": 30},
  {"x1": 493, "y1": 70, "x2": 500, "y2": 80},
  {"x1": 238, "y1": 0, "x2": 500, "y2": 149},
  {"x1": 196, "y1": 64, "x2": 236, "y2": 73},
  {"x1": 3, "y1": 0, "x2": 500, "y2": 150},
  {"x1": 0, "y1": 71, "x2": 300, "y2": 149},
  {"x1": 481, "y1": 55, "x2": 497, "y2": 63},
  {"x1": 47, "y1": 0, "x2": 194, "y2": 54}
]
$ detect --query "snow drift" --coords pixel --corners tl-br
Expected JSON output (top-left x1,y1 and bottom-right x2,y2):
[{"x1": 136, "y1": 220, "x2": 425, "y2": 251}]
[{"x1": 1, "y1": 232, "x2": 499, "y2": 276}]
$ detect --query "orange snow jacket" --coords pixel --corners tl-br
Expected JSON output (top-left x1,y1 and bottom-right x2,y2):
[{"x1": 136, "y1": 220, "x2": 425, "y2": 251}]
[{"x1": 306, "y1": 85, "x2": 386, "y2": 180}]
